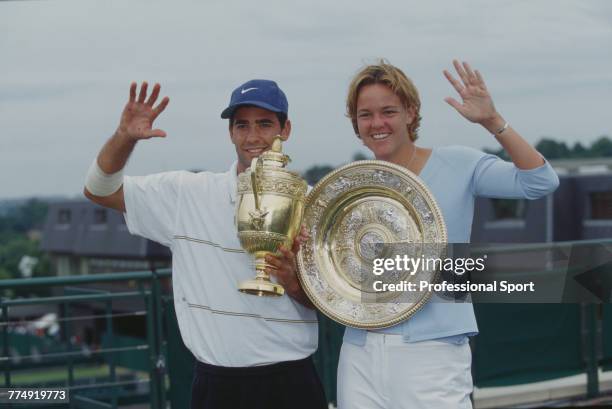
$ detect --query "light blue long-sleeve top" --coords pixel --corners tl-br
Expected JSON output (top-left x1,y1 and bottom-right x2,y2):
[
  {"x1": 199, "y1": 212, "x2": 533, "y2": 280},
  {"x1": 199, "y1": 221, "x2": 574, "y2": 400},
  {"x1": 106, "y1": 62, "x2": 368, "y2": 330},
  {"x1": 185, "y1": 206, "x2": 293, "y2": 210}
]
[{"x1": 343, "y1": 145, "x2": 560, "y2": 346}]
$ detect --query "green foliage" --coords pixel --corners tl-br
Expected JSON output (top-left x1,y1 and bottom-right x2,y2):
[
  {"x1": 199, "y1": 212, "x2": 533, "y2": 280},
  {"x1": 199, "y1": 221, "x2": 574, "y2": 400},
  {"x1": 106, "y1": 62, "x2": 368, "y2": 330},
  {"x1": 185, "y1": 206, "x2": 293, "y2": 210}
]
[
  {"x1": 571, "y1": 142, "x2": 588, "y2": 158},
  {"x1": 486, "y1": 135, "x2": 612, "y2": 160},
  {"x1": 0, "y1": 199, "x2": 51, "y2": 285},
  {"x1": 303, "y1": 165, "x2": 335, "y2": 185},
  {"x1": 0, "y1": 235, "x2": 51, "y2": 278},
  {"x1": 590, "y1": 136, "x2": 612, "y2": 157},
  {"x1": 352, "y1": 152, "x2": 371, "y2": 161},
  {"x1": 302, "y1": 152, "x2": 373, "y2": 185},
  {"x1": 536, "y1": 138, "x2": 571, "y2": 159},
  {"x1": 0, "y1": 266, "x2": 11, "y2": 280},
  {"x1": 0, "y1": 198, "x2": 48, "y2": 238},
  {"x1": 484, "y1": 147, "x2": 510, "y2": 161}
]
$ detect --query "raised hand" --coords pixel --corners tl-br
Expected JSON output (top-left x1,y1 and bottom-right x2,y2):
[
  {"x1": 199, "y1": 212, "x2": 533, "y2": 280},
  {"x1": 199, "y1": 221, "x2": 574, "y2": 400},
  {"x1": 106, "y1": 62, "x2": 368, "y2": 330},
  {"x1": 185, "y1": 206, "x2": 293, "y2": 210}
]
[
  {"x1": 443, "y1": 60, "x2": 499, "y2": 125},
  {"x1": 117, "y1": 82, "x2": 170, "y2": 141}
]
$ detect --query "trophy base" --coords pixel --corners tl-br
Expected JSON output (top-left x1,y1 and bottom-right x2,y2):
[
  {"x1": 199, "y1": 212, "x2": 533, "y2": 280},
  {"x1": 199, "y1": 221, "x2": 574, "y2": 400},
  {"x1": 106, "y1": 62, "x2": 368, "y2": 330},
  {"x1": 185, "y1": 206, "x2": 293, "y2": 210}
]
[{"x1": 238, "y1": 279, "x2": 285, "y2": 297}]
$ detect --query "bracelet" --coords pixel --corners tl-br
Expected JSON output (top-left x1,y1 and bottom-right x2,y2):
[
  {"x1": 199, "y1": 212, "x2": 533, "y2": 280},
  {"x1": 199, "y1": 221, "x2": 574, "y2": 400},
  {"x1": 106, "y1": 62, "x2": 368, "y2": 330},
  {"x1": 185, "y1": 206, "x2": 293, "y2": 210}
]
[{"x1": 494, "y1": 121, "x2": 509, "y2": 135}]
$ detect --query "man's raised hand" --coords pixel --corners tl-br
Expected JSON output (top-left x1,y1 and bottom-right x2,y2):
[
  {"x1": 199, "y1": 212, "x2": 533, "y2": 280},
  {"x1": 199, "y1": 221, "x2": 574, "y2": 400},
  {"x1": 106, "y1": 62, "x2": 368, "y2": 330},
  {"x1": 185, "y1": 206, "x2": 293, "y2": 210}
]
[{"x1": 117, "y1": 82, "x2": 170, "y2": 141}]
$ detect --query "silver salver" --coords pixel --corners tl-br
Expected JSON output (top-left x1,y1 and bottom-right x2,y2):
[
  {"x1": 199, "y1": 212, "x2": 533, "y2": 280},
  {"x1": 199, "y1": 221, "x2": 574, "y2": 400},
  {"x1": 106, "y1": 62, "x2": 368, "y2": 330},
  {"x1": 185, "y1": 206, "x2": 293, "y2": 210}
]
[{"x1": 296, "y1": 160, "x2": 448, "y2": 329}]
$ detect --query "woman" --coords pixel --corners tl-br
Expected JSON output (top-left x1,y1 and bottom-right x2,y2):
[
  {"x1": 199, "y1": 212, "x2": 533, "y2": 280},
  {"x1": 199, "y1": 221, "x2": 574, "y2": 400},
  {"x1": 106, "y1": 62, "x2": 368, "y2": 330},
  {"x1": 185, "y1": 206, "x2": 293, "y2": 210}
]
[{"x1": 337, "y1": 60, "x2": 559, "y2": 409}]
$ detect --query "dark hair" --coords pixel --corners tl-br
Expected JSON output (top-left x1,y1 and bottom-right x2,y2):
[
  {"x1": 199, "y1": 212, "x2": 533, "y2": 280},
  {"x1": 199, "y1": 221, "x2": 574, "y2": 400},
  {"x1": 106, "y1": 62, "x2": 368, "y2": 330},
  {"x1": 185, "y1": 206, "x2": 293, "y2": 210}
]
[
  {"x1": 229, "y1": 107, "x2": 288, "y2": 129},
  {"x1": 276, "y1": 112, "x2": 288, "y2": 129}
]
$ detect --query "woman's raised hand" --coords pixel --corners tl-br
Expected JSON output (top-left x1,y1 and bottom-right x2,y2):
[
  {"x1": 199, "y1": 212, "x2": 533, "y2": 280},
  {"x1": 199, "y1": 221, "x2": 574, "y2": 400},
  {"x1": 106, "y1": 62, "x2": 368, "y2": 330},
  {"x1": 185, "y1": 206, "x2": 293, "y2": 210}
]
[{"x1": 443, "y1": 60, "x2": 500, "y2": 126}]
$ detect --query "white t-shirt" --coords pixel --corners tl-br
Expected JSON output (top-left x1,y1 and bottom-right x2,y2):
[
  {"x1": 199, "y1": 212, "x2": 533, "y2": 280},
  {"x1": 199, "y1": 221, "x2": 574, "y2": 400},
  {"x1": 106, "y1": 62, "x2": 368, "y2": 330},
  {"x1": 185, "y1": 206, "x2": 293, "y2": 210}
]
[{"x1": 123, "y1": 162, "x2": 318, "y2": 367}]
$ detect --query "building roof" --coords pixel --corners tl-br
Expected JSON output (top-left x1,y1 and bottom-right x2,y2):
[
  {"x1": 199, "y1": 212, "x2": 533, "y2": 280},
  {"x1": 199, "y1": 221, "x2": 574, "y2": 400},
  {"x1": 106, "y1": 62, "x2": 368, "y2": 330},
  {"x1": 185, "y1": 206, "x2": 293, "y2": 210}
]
[
  {"x1": 550, "y1": 157, "x2": 612, "y2": 175},
  {"x1": 40, "y1": 200, "x2": 170, "y2": 259}
]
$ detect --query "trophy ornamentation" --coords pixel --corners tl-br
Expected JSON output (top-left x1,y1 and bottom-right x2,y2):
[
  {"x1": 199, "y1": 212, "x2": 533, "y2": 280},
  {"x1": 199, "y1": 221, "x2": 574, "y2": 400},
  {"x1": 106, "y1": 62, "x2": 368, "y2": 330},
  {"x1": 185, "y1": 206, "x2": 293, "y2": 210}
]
[
  {"x1": 296, "y1": 160, "x2": 448, "y2": 328},
  {"x1": 236, "y1": 137, "x2": 307, "y2": 296}
]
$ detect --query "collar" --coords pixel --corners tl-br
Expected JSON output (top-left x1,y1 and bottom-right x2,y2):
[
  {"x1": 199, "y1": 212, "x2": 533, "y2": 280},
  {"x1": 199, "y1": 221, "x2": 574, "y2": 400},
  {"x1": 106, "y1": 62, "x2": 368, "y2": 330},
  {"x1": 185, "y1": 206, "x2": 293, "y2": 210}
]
[{"x1": 228, "y1": 161, "x2": 238, "y2": 204}]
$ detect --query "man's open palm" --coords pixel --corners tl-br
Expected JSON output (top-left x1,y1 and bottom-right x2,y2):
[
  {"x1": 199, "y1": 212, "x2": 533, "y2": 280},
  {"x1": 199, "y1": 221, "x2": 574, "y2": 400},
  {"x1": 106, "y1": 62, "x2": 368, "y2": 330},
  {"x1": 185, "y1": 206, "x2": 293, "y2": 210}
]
[{"x1": 118, "y1": 82, "x2": 169, "y2": 140}]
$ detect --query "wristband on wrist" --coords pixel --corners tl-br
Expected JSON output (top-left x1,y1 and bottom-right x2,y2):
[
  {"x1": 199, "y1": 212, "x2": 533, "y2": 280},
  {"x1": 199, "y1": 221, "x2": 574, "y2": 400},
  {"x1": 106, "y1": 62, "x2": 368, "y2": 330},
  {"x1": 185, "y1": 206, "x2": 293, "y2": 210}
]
[{"x1": 85, "y1": 158, "x2": 124, "y2": 196}]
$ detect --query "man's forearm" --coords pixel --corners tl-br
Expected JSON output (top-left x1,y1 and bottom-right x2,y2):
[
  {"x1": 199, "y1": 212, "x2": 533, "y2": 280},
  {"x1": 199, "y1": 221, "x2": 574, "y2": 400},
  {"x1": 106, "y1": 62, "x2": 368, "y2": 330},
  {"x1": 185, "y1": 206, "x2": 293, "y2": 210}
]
[
  {"x1": 287, "y1": 286, "x2": 315, "y2": 309},
  {"x1": 84, "y1": 130, "x2": 135, "y2": 212},
  {"x1": 85, "y1": 81, "x2": 168, "y2": 212},
  {"x1": 97, "y1": 130, "x2": 137, "y2": 173}
]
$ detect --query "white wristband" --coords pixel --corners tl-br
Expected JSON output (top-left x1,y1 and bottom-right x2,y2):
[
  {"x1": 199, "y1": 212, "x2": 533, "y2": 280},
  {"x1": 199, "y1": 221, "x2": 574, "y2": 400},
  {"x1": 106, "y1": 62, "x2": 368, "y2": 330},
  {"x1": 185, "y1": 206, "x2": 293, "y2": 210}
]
[{"x1": 85, "y1": 158, "x2": 124, "y2": 196}]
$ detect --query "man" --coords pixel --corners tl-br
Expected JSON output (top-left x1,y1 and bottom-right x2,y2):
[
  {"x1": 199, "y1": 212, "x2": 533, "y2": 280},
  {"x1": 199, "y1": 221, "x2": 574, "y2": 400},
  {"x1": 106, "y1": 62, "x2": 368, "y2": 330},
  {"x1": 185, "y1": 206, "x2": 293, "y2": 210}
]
[{"x1": 84, "y1": 79, "x2": 327, "y2": 409}]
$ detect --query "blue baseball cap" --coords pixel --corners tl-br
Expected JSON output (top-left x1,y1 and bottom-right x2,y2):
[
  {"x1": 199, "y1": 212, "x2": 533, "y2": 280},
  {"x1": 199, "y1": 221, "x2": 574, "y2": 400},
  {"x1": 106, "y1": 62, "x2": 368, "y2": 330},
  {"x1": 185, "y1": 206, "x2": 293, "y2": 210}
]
[{"x1": 220, "y1": 79, "x2": 288, "y2": 119}]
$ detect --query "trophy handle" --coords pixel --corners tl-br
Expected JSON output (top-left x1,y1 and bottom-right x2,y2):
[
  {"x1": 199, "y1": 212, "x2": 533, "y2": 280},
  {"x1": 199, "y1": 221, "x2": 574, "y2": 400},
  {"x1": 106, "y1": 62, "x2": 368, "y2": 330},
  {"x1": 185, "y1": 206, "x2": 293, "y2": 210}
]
[
  {"x1": 250, "y1": 156, "x2": 263, "y2": 210},
  {"x1": 237, "y1": 137, "x2": 304, "y2": 297}
]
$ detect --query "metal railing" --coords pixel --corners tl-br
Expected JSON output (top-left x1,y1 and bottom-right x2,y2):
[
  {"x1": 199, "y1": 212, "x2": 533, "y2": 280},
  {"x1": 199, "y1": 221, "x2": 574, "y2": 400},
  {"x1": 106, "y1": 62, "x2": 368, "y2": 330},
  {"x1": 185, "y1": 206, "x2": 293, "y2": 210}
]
[
  {"x1": 0, "y1": 239, "x2": 611, "y2": 408},
  {"x1": 0, "y1": 270, "x2": 171, "y2": 409}
]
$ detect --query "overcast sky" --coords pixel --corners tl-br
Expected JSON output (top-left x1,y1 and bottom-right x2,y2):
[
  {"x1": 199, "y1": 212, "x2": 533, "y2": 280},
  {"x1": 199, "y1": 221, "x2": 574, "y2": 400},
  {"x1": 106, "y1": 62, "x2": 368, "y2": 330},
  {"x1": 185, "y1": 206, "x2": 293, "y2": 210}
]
[{"x1": 1, "y1": 0, "x2": 611, "y2": 199}]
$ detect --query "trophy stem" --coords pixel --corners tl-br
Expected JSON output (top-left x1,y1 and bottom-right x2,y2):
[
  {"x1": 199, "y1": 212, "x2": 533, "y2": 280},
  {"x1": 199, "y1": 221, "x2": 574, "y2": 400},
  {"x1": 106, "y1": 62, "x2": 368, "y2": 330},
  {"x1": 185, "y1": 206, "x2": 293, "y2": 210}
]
[{"x1": 238, "y1": 256, "x2": 285, "y2": 297}]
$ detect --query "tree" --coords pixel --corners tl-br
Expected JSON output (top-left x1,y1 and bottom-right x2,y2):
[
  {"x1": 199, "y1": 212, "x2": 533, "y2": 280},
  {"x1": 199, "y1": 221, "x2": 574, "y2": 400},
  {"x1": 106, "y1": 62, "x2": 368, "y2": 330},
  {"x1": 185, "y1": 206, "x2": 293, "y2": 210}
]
[
  {"x1": 0, "y1": 199, "x2": 52, "y2": 289},
  {"x1": 303, "y1": 165, "x2": 334, "y2": 185},
  {"x1": 484, "y1": 135, "x2": 612, "y2": 161},
  {"x1": 571, "y1": 142, "x2": 588, "y2": 158},
  {"x1": 0, "y1": 199, "x2": 48, "y2": 237},
  {"x1": 483, "y1": 147, "x2": 509, "y2": 161},
  {"x1": 535, "y1": 138, "x2": 570, "y2": 159},
  {"x1": 352, "y1": 152, "x2": 371, "y2": 161},
  {"x1": 590, "y1": 136, "x2": 612, "y2": 158}
]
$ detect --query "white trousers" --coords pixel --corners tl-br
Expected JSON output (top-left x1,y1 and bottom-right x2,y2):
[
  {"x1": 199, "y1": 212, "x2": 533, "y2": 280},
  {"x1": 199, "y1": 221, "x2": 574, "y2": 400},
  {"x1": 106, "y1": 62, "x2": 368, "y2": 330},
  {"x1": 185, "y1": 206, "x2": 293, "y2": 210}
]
[{"x1": 337, "y1": 333, "x2": 473, "y2": 409}]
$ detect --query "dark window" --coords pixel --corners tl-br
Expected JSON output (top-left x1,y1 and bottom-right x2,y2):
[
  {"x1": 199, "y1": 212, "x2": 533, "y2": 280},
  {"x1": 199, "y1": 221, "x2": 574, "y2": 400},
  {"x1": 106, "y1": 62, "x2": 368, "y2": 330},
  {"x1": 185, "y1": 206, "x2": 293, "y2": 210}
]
[
  {"x1": 58, "y1": 209, "x2": 71, "y2": 224},
  {"x1": 590, "y1": 191, "x2": 612, "y2": 219},
  {"x1": 491, "y1": 199, "x2": 526, "y2": 220},
  {"x1": 94, "y1": 209, "x2": 107, "y2": 224}
]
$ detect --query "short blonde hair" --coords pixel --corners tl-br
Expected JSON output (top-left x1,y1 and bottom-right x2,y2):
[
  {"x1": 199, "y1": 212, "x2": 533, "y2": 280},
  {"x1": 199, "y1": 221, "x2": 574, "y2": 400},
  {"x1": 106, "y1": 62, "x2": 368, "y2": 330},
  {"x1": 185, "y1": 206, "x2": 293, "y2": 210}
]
[{"x1": 346, "y1": 60, "x2": 421, "y2": 141}]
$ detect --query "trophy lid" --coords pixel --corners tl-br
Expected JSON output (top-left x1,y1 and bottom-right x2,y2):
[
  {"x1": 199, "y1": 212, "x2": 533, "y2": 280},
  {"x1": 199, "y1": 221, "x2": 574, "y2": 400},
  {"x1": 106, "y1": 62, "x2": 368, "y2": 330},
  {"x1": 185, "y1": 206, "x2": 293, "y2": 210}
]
[{"x1": 260, "y1": 137, "x2": 290, "y2": 168}]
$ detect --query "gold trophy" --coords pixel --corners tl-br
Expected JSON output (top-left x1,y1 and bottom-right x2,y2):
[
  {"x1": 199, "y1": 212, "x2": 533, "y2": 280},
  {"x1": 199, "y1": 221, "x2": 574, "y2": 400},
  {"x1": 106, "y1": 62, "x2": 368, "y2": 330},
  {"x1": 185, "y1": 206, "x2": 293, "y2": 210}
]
[{"x1": 236, "y1": 137, "x2": 307, "y2": 296}]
